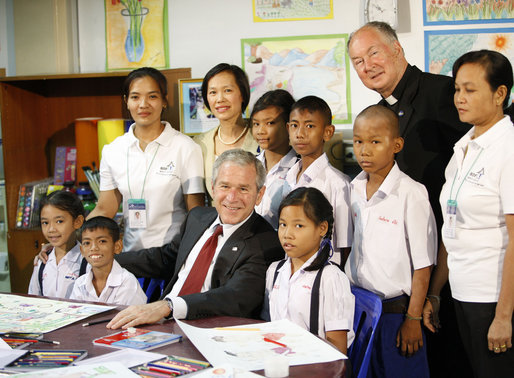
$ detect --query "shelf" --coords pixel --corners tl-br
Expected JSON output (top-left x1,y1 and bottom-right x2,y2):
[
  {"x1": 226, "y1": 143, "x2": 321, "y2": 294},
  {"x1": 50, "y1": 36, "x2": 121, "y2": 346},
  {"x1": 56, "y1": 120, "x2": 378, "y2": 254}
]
[{"x1": 0, "y1": 68, "x2": 191, "y2": 292}]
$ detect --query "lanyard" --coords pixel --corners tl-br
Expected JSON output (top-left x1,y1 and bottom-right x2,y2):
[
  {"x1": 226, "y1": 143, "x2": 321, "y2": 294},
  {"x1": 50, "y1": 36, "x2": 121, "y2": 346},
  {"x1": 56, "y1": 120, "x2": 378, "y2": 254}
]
[
  {"x1": 448, "y1": 146, "x2": 483, "y2": 201},
  {"x1": 127, "y1": 144, "x2": 160, "y2": 199}
]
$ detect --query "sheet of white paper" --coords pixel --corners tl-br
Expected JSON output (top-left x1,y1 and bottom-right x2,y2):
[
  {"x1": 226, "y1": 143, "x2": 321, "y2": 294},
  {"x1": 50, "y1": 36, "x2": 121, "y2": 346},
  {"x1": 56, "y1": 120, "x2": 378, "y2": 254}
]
[
  {"x1": 0, "y1": 349, "x2": 27, "y2": 368},
  {"x1": 192, "y1": 364, "x2": 262, "y2": 377},
  {"x1": 75, "y1": 348, "x2": 166, "y2": 368},
  {"x1": 0, "y1": 338, "x2": 11, "y2": 350},
  {"x1": 0, "y1": 294, "x2": 115, "y2": 333},
  {"x1": 176, "y1": 318, "x2": 346, "y2": 371},
  {"x1": 9, "y1": 362, "x2": 139, "y2": 377}
]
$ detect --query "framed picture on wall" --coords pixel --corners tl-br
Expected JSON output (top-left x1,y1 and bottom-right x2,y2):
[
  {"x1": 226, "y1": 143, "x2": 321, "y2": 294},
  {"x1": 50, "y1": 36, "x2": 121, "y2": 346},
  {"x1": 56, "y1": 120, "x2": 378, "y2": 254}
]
[
  {"x1": 241, "y1": 34, "x2": 352, "y2": 124},
  {"x1": 179, "y1": 79, "x2": 219, "y2": 136},
  {"x1": 423, "y1": 0, "x2": 514, "y2": 26},
  {"x1": 425, "y1": 28, "x2": 514, "y2": 99},
  {"x1": 252, "y1": 0, "x2": 334, "y2": 22},
  {"x1": 105, "y1": 0, "x2": 169, "y2": 71}
]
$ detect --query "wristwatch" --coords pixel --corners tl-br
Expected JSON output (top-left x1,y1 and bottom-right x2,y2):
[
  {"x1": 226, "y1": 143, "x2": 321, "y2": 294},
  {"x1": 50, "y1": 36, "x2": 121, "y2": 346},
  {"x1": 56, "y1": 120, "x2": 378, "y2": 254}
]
[{"x1": 164, "y1": 298, "x2": 174, "y2": 320}]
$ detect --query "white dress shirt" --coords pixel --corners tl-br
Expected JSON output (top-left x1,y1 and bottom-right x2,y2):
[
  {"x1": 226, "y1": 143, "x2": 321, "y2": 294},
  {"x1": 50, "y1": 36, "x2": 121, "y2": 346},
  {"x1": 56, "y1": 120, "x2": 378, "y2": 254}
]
[
  {"x1": 345, "y1": 163, "x2": 437, "y2": 299},
  {"x1": 285, "y1": 153, "x2": 353, "y2": 264},
  {"x1": 440, "y1": 116, "x2": 514, "y2": 302},
  {"x1": 265, "y1": 254, "x2": 355, "y2": 346},
  {"x1": 70, "y1": 260, "x2": 147, "y2": 305},
  {"x1": 255, "y1": 148, "x2": 298, "y2": 229},
  {"x1": 28, "y1": 243, "x2": 85, "y2": 299}
]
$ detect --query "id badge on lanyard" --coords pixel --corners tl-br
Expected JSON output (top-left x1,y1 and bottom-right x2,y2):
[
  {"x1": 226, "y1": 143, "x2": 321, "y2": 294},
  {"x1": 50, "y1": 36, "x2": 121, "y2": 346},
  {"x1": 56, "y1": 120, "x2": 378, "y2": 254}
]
[
  {"x1": 444, "y1": 199, "x2": 457, "y2": 239},
  {"x1": 128, "y1": 199, "x2": 147, "y2": 229}
]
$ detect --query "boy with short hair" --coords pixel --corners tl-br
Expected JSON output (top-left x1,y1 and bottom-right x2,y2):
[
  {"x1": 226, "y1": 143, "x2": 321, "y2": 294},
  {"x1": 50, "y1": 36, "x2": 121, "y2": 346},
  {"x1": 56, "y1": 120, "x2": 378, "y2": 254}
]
[
  {"x1": 284, "y1": 95, "x2": 352, "y2": 264},
  {"x1": 70, "y1": 216, "x2": 147, "y2": 305},
  {"x1": 344, "y1": 105, "x2": 437, "y2": 377}
]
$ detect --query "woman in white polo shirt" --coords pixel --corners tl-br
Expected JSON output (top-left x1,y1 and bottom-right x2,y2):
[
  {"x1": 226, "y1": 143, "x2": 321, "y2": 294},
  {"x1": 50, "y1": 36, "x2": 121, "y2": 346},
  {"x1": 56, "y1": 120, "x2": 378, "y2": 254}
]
[
  {"x1": 424, "y1": 50, "x2": 514, "y2": 376},
  {"x1": 89, "y1": 67, "x2": 205, "y2": 252}
]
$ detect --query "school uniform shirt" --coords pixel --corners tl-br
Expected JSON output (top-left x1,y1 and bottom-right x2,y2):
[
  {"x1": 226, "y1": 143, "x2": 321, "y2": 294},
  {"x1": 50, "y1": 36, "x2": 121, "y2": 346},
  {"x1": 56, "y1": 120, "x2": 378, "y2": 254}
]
[
  {"x1": 284, "y1": 153, "x2": 352, "y2": 264},
  {"x1": 28, "y1": 243, "x2": 85, "y2": 299},
  {"x1": 345, "y1": 163, "x2": 437, "y2": 299},
  {"x1": 100, "y1": 122, "x2": 205, "y2": 252},
  {"x1": 265, "y1": 254, "x2": 355, "y2": 346},
  {"x1": 255, "y1": 148, "x2": 299, "y2": 229},
  {"x1": 70, "y1": 260, "x2": 147, "y2": 305},
  {"x1": 439, "y1": 116, "x2": 514, "y2": 303}
]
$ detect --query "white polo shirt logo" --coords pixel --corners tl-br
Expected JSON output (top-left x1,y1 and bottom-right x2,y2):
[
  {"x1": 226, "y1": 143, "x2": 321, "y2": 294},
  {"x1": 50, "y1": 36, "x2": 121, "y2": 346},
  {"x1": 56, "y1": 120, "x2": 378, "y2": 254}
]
[
  {"x1": 157, "y1": 161, "x2": 176, "y2": 175},
  {"x1": 466, "y1": 167, "x2": 485, "y2": 186}
]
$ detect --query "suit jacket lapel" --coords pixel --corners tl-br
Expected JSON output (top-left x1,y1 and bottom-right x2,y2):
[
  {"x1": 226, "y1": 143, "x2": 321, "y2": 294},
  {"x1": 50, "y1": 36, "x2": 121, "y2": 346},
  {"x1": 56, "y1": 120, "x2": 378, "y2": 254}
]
[
  {"x1": 211, "y1": 212, "x2": 257, "y2": 280},
  {"x1": 174, "y1": 208, "x2": 218, "y2": 276}
]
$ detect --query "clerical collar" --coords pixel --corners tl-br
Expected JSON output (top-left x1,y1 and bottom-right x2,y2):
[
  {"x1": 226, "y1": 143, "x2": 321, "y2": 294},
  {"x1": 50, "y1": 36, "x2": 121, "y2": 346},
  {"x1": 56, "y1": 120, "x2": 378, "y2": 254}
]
[{"x1": 385, "y1": 95, "x2": 398, "y2": 105}]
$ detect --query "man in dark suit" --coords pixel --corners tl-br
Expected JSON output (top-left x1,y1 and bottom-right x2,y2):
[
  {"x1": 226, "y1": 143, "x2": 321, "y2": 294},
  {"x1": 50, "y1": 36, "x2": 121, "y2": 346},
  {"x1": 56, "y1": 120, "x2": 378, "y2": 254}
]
[
  {"x1": 348, "y1": 22, "x2": 471, "y2": 377},
  {"x1": 107, "y1": 149, "x2": 283, "y2": 328}
]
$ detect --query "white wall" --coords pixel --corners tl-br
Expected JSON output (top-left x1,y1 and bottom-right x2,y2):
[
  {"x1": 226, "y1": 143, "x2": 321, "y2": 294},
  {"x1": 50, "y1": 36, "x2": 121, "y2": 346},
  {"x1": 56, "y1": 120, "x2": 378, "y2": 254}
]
[
  {"x1": 80, "y1": 0, "x2": 384, "y2": 128},
  {"x1": 71, "y1": 0, "x2": 514, "y2": 129},
  {"x1": 0, "y1": 0, "x2": 15, "y2": 76}
]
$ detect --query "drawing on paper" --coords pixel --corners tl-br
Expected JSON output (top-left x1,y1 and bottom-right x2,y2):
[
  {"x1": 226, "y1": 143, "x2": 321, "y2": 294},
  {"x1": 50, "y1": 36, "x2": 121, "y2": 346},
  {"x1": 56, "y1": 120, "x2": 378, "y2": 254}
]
[
  {"x1": 423, "y1": 0, "x2": 514, "y2": 25},
  {"x1": 105, "y1": 0, "x2": 169, "y2": 70},
  {"x1": 241, "y1": 34, "x2": 352, "y2": 124},
  {"x1": 0, "y1": 294, "x2": 114, "y2": 333},
  {"x1": 253, "y1": 0, "x2": 333, "y2": 22},
  {"x1": 176, "y1": 318, "x2": 346, "y2": 371},
  {"x1": 425, "y1": 28, "x2": 514, "y2": 100}
]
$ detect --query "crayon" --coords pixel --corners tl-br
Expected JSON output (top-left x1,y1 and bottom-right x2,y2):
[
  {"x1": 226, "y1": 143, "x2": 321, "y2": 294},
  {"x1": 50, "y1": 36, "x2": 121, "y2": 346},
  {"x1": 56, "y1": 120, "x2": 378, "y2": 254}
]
[
  {"x1": 263, "y1": 337, "x2": 287, "y2": 348},
  {"x1": 82, "y1": 318, "x2": 111, "y2": 327}
]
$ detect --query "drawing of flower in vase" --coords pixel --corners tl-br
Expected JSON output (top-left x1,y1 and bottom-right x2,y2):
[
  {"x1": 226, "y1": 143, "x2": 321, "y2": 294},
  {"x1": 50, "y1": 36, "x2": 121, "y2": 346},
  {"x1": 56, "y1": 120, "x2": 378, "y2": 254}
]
[{"x1": 117, "y1": 0, "x2": 149, "y2": 62}]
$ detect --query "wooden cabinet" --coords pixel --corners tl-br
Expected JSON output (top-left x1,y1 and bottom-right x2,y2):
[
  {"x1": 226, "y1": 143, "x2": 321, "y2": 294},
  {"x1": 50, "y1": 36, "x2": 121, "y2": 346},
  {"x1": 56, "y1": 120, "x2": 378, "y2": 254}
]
[{"x1": 0, "y1": 68, "x2": 191, "y2": 292}]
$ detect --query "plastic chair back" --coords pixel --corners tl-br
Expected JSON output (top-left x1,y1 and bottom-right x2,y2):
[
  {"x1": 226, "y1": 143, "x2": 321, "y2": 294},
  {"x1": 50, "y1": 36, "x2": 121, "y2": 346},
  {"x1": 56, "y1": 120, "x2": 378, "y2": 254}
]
[
  {"x1": 348, "y1": 286, "x2": 382, "y2": 378},
  {"x1": 137, "y1": 277, "x2": 166, "y2": 303}
]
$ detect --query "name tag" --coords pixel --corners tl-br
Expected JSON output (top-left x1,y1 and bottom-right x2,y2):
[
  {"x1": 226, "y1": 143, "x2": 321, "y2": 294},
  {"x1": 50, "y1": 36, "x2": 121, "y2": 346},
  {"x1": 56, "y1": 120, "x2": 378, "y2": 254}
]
[
  {"x1": 128, "y1": 199, "x2": 147, "y2": 229},
  {"x1": 443, "y1": 200, "x2": 457, "y2": 239}
]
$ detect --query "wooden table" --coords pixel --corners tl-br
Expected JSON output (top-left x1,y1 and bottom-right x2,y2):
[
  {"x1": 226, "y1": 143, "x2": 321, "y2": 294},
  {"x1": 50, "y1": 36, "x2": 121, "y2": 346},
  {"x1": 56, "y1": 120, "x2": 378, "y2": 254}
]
[{"x1": 29, "y1": 306, "x2": 348, "y2": 377}]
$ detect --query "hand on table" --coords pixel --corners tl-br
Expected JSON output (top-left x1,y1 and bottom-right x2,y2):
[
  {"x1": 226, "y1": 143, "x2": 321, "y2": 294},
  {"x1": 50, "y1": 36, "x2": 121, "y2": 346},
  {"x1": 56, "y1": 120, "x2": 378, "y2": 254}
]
[{"x1": 106, "y1": 300, "x2": 171, "y2": 329}]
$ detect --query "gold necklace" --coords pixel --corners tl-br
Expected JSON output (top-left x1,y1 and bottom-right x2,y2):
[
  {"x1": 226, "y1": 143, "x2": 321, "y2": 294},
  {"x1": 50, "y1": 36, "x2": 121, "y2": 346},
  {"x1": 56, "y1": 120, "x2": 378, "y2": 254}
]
[{"x1": 217, "y1": 125, "x2": 248, "y2": 145}]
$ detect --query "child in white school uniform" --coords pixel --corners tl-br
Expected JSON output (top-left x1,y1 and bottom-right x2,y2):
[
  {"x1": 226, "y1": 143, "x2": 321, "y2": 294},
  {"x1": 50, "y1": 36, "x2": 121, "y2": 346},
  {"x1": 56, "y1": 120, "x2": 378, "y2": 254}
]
[
  {"x1": 344, "y1": 105, "x2": 437, "y2": 378},
  {"x1": 28, "y1": 191, "x2": 86, "y2": 299},
  {"x1": 263, "y1": 187, "x2": 355, "y2": 354},
  {"x1": 252, "y1": 89, "x2": 298, "y2": 229},
  {"x1": 284, "y1": 96, "x2": 352, "y2": 265},
  {"x1": 70, "y1": 216, "x2": 146, "y2": 305}
]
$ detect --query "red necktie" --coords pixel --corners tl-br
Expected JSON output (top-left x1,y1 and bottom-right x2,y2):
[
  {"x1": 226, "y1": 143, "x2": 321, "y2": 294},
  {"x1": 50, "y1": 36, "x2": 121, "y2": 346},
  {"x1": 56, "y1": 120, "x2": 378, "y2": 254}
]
[{"x1": 179, "y1": 225, "x2": 223, "y2": 296}]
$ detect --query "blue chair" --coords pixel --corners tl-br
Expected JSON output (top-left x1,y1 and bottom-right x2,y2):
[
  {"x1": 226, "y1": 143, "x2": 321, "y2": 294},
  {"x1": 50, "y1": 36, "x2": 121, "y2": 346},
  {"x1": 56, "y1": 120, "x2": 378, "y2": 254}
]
[
  {"x1": 137, "y1": 277, "x2": 166, "y2": 303},
  {"x1": 348, "y1": 286, "x2": 382, "y2": 378}
]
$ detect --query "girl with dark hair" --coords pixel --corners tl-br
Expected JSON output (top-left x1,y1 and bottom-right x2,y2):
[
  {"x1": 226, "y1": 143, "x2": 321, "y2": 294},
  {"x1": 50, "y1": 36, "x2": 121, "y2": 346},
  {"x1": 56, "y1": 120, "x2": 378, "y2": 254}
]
[
  {"x1": 252, "y1": 89, "x2": 297, "y2": 229},
  {"x1": 262, "y1": 187, "x2": 354, "y2": 354},
  {"x1": 194, "y1": 63, "x2": 258, "y2": 201},
  {"x1": 28, "y1": 190, "x2": 85, "y2": 298},
  {"x1": 89, "y1": 67, "x2": 205, "y2": 252},
  {"x1": 425, "y1": 50, "x2": 514, "y2": 376}
]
